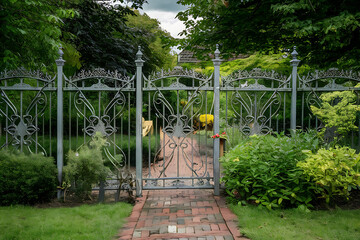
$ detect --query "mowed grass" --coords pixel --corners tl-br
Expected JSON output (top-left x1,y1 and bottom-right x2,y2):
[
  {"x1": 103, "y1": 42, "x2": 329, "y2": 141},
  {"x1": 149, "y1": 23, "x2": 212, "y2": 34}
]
[
  {"x1": 0, "y1": 202, "x2": 132, "y2": 240},
  {"x1": 230, "y1": 204, "x2": 360, "y2": 240}
]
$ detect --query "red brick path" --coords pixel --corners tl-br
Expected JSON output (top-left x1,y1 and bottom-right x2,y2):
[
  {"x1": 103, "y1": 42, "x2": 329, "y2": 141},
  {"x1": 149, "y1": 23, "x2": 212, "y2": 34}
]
[{"x1": 117, "y1": 190, "x2": 249, "y2": 240}]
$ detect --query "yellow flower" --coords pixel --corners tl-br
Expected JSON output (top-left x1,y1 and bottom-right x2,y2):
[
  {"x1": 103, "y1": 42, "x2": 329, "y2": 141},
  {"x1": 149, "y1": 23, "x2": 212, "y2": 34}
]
[{"x1": 233, "y1": 158, "x2": 239, "y2": 162}]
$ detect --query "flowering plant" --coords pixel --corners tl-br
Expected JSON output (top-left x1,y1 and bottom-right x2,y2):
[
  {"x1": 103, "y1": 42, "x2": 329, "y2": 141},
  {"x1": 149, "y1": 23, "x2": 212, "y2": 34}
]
[{"x1": 211, "y1": 132, "x2": 228, "y2": 139}]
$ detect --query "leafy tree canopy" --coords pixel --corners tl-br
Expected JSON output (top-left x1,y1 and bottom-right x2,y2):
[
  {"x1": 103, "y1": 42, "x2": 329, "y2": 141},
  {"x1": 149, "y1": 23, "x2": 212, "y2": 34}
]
[
  {"x1": 126, "y1": 10, "x2": 177, "y2": 72},
  {"x1": 0, "y1": 0, "x2": 76, "y2": 71},
  {"x1": 63, "y1": 0, "x2": 174, "y2": 75},
  {"x1": 177, "y1": 0, "x2": 360, "y2": 69},
  {"x1": 0, "y1": 0, "x2": 148, "y2": 72}
]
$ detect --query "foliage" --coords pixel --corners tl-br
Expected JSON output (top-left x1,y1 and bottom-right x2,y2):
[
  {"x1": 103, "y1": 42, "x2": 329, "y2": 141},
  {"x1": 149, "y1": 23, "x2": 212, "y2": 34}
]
[
  {"x1": 63, "y1": 0, "x2": 173, "y2": 75},
  {"x1": 230, "y1": 204, "x2": 360, "y2": 240},
  {"x1": 221, "y1": 132, "x2": 320, "y2": 209},
  {"x1": 311, "y1": 91, "x2": 360, "y2": 143},
  {"x1": 0, "y1": 0, "x2": 77, "y2": 71},
  {"x1": 177, "y1": 0, "x2": 360, "y2": 69},
  {"x1": 0, "y1": 202, "x2": 132, "y2": 240},
  {"x1": 0, "y1": 150, "x2": 57, "y2": 205},
  {"x1": 298, "y1": 146, "x2": 360, "y2": 205},
  {"x1": 64, "y1": 132, "x2": 110, "y2": 199},
  {"x1": 126, "y1": 10, "x2": 177, "y2": 71}
]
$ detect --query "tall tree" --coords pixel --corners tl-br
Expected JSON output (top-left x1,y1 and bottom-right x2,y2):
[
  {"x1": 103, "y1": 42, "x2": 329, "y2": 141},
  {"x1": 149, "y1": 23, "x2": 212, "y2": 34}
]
[
  {"x1": 177, "y1": 0, "x2": 360, "y2": 69},
  {"x1": 0, "y1": 0, "x2": 76, "y2": 70},
  {"x1": 63, "y1": 0, "x2": 172, "y2": 75},
  {"x1": 126, "y1": 10, "x2": 177, "y2": 71}
]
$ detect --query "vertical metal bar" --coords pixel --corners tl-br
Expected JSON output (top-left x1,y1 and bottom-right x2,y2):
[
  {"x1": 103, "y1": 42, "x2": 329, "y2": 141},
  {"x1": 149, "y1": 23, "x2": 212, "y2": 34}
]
[
  {"x1": 161, "y1": 78, "x2": 165, "y2": 187},
  {"x1": 56, "y1": 47, "x2": 65, "y2": 199},
  {"x1": 20, "y1": 79, "x2": 23, "y2": 152},
  {"x1": 191, "y1": 91, "x2": 194, "y2": 186},
  {"x1": 35, "y1": 80, "x2": 39, "y2": 153},
  {"x1": 76, "y1": 105, "x2": 78, "y2": 149},
  {"x1": 113, "y1": 100, "x2": 116, "y2": 155},
  {"x1": 42, "y1": 115, "x2": 45, "y2": 148},
  {"x1": 35, "y1": 81, "x2": 38, "y2": 154},
  {"x1": 290, "y1": 46, "x2": 300, "y2": 131},
  {"x1": 135, "y1": 47, "x2": 144, "y2": 197},
  {"x1": 205, "y1": 91, "x2": 208, "y2": 177},
  {"x1": 128, "y1": 92, "x2": 131, "y2": 169},
  {"x1": 177, "y1": 89, "x2": 180, "y2": 179},
  {"x1": 148, "y1": 92, "x2": 151, "y2": 177},
  {"x1": 5, "y1": 80, "x2": 8, "y2": 149},
  {"x1": 212, "y1": 45, "x2": 221, "y2": 196},
  {"x1": 283, "y1": 93, "x2": 286, "y2": 132},
  {"x1": 49, "y1": 93, "x2": 52, "y2": 155},
  {"x1": 69, "y1": 92, "x2": 72, "y2": 151},
  {"x1": 98, "y1": 91, "x2": 101, "y2": 117},
  {"x1": 83, "y1": 81, "x2": 86, "y2": 145},
  {"x1": 301, "y1": 92, "x2": 305, "y2": 130}
]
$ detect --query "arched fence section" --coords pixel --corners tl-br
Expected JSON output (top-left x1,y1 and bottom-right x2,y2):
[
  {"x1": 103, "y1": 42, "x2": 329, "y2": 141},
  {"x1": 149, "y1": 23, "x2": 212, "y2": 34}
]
[{"x1": 1, "y1": 46, "x2": 360, "y2": 198}]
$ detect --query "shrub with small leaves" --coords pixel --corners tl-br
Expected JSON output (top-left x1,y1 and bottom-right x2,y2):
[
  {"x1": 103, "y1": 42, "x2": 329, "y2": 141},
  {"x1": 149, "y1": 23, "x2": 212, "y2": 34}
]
[
  {"x1": 297, "y1": 146, "x2": 360, "y2": 206},
  {"x1": 64, "y1": 132, "x2": 110, "y2": 200},
  {"x1": 311, "y1": 91, "x2": 360, "y2": 143},
  {"x1": 221, "y1": 131, "x2": 320, "y2": 209},
  {"x1": 0, "y1": 151, "x2": 57, "y2": 205}
]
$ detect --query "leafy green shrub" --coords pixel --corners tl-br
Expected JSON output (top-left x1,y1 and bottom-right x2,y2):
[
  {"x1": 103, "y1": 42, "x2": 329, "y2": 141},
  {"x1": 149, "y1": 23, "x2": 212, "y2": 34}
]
[
  {"x1": 311, "y1": 91, "x2": 360, "y2": 144},
  {"x1": 298, "y1": 146, "x2": 360, "y2": 205},
  {"x1": 0, "y1": 151, "x2": 57, "y2": 205},
  {"x1": 64, "y1": 133, "x2": 110, "y2": 200},
  {"x1": 221, "y1": 131, "x2": 320, "y2": 209}
]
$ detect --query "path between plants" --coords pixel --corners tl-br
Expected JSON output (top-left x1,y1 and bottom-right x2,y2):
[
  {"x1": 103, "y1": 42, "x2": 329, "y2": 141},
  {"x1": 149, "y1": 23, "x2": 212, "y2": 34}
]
[
  {"x1": 118, "y1": 134, "x2": 248, "y2": 240},
  {"x1": 117, "y1": 189, "x2": 249, "y2": 240}
]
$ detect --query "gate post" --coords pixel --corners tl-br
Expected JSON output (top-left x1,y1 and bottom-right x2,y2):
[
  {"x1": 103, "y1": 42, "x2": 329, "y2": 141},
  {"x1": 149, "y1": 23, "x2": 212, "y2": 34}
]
[
  {"x1": 290, "y1": 46, "x2": 300, "y2": 131},
  {"x1": 135, "y1": 47, "x2": 144, "y2": 197},
  {"x1": 55, "y1": 46, "x2": 65, "y2": 199},
  {"x1": 212, "y1": 45, "x2": 222, "y2": 196}
]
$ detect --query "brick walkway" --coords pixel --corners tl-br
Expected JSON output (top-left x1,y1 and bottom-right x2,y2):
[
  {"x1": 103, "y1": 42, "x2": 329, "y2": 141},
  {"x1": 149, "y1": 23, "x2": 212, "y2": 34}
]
[{"x1": 117, "y1": 190, "x2": 249, "y2": 240}]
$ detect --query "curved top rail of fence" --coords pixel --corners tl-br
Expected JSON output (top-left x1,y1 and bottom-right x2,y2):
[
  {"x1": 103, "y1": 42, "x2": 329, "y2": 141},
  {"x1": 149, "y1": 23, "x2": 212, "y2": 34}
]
[
  {"x1": 301, "y1": 69, "x2": 360, "y2": 83},
  {"x1": 221, "y1": 68, "x2": 290, "y2": 89},
  {"x1": 147, "y1": 68, "x2": 212, "y2": 82},
  {"x1": 0, "y1": 68, "x2": 55, "y2": 83},
  {"x1": 223, "y1": 68, "x2": 289, "y2": 82},
  {"x1": 299, "y1": 68, "x2": 360, "y2": 90},
  {"x1": 67, "y1": 68, "x2": 132, "y2": 83}
]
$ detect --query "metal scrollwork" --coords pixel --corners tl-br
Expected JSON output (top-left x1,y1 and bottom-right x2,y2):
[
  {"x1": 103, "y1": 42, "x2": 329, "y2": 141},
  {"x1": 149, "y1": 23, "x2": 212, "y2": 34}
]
[
  {"x1": 149, "y1": 77, "x2": 210, "y2": 186},
  {"x1": 223, "y1": 68, "x2": 289, "y2": 84},
  {"x1": 148, "y1": 68, "x2": 210, "y2": 82},
  {"x1": 0, "y1": 68, "x2": 53, "y2": 82},
  {"x1": 69, "y1": 68, "x2": 130, "y2": 82},
  {"x1": 231, "y1": 90, "x2": 282, "y2": 135},
  {"x1": 0, "y1": 87, "x2": 48, "y2": 153}
]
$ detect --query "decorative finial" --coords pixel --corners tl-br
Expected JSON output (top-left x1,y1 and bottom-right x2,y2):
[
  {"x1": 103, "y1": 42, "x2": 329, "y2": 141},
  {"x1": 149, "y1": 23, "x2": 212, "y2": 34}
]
[
  {"x1": 214, "y1": 44, "x2": 220, "y2": 59},
  {"x1": 291, "y1": 46, "x2": 298, "y2": 60},
  {"x1": 136, "y1": 46, "x2": 143, "y2": 60},
  {"x1": 58, "y1": 45, "x2": 64, "y2": 60},
  {"x1": 290, "y1": 46, "x2": 300, "y2": 66}
]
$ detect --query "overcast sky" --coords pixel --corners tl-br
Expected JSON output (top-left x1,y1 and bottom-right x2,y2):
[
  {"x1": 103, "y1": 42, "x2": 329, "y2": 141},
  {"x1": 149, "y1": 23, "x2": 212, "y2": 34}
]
[{"x1": 141, "y1": 0, "x2": 187, "y2": 39}]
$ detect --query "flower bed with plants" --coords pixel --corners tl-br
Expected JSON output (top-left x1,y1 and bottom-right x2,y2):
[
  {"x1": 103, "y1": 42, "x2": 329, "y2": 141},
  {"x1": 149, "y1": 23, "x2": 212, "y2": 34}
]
[{"x1": 221, "y1": 90, "x2": 360, "y2": 210}]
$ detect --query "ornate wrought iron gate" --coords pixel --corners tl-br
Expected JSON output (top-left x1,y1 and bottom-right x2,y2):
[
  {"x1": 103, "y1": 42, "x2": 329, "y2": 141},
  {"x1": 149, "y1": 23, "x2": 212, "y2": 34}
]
[{"x1": 1, "y1": 46, "x2": 360, "y2": 198}]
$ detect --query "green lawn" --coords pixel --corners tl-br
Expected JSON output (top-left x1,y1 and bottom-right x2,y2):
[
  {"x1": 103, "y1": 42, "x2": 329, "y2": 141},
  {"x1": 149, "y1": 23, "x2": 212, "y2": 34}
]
[
  {"x1": 0, "y1": 203, "x2": 132, "y2": 240},
  {"x1": 230, "y1": 204, "x2": 360, "y2": 240}
]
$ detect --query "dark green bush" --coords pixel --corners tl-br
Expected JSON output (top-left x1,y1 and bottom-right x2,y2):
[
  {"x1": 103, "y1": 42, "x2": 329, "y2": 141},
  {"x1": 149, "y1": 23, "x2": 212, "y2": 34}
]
[
  {"x1": 0, "y1": 151, "x2": 57, "y2": 205},
  {"x1": 221, "y1": 131, "x2": 320, "y2": 209}
]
